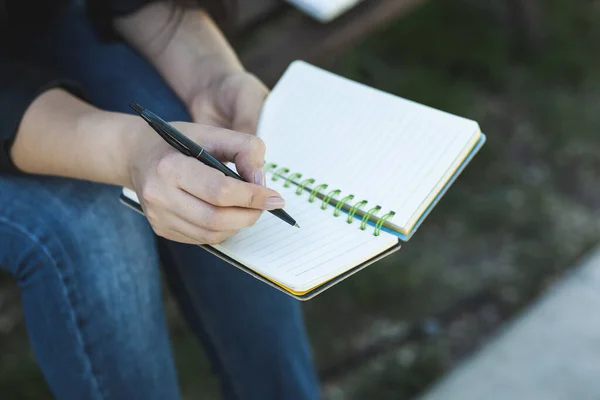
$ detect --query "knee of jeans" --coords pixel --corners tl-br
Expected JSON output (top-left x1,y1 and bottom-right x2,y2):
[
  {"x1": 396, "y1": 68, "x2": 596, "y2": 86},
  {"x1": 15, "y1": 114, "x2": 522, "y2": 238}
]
[{"x1": 0, "y1": 184, "x2": 159, "y2": 294}]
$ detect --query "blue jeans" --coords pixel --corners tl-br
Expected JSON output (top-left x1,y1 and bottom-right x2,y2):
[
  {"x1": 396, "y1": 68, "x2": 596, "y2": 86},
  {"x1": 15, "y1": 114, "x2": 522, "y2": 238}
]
[{"x1": 0, "y1": 3, "x2": 320, "y2": 400}]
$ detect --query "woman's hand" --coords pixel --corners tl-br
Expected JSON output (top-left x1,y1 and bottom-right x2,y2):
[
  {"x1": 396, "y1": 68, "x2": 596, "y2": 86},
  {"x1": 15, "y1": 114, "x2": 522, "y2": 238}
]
[
  {"x1": 127, "y1": 119, "x2": 284, "y2": 245},
  {"x1": 112, "y1": 3, "x2": 278, "y2": 244},
  {"x1": 188, "y1": 70, "x2": 269, "y2": 135},
  {"x1": 133, "y1": 68, "x2": 272, "y2": 245}
]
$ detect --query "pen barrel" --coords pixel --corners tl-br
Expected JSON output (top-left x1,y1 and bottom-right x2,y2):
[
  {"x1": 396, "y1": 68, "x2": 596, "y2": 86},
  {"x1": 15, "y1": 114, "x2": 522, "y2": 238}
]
[
  {"x1": 268, "y1": 209, "x2": 297, "y2": 226},
  {"x1": 198, "y1": 151, "x2": 243, "y2": 181}
]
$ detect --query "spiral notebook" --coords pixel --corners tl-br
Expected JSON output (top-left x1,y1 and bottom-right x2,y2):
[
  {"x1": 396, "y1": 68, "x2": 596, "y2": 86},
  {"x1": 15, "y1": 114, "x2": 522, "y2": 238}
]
[{"x1": 120, "y1": 61, "x2": 485, "y2": 300}]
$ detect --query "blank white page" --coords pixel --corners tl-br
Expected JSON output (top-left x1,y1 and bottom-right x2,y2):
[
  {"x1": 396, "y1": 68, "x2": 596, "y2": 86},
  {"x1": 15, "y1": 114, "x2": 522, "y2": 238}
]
[
  {"x1": 257, "y1": 61, "x2": 481, "y2": 235},
  {"x1": 213, "y1": 177, "x2": 398, "y2": 293}
]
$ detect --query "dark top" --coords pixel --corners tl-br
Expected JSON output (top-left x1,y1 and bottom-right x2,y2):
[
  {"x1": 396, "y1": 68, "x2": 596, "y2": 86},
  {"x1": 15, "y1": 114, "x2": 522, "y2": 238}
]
[{"x1": 0, "y1": 0, "x2": 152, "y2": 173}]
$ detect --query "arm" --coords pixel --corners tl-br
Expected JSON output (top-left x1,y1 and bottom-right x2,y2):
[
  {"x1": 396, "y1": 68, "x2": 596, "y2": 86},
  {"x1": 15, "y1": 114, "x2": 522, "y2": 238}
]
[
  {"x1": 114, "y1": 2, "x2": 242, "y2": 106},
  {"x1": 5, "y1": 73, "x2": 282, "y2": 248},
  {"x1": 9, "y1": 86, "x2": 284, "y2": 244},
  {"x1": 114, "y1": 2, "x2": 268, "y2": 133},
  {"x1": 10, "y1": 88, "x2": 138, "y2": 188},
  {"x1": 8, "y1": 2, "x2": 259, "y2": 186}
]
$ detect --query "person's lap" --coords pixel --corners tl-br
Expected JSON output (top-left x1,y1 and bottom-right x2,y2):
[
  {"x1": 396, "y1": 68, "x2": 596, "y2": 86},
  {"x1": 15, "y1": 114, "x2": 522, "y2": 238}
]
[
  {"x1": 0, "y1": 174, "x2": 180, "y2": 399},
  {"x1": 0, "y1": 3, "x2": 319, "y2": 400}
]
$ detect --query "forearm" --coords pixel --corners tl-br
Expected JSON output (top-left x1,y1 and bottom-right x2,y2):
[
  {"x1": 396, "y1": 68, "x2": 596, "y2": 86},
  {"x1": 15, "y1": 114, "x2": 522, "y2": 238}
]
[
  {"x1": 10, "y1": 89, "x2": 139, "y2": 188},
  {"x1": 114, "y1": 2, "x2": 243, "y2": 107}
]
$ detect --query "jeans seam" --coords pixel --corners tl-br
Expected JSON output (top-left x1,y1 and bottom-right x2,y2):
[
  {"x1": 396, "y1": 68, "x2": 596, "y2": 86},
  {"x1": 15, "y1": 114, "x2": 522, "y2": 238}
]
[
  {"x1": 0, "y1": 217, "x2": 105, "y2": 400},
  {"x1": 170, "y1": 260, "x2": 246, "y2": 400}
]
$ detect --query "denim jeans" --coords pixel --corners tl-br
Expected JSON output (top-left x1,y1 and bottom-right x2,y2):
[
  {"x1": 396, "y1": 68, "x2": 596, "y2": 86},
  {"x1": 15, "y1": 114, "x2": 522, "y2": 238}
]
[{"x1": 0, "y1": 3, "x2": 320, "y2": 400}]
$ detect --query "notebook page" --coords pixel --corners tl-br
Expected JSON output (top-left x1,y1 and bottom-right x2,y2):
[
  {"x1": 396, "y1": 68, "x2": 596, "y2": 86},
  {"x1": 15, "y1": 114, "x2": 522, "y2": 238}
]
[
  {"x1": 257, "y1": 61, "x2": 481, "y2": 234},
  {"x1": 286, "y1": 0, "x2": 362, "y2": 22},
  {"x1": 213, "y1": 179, "x2": 398, "y2": 293}
]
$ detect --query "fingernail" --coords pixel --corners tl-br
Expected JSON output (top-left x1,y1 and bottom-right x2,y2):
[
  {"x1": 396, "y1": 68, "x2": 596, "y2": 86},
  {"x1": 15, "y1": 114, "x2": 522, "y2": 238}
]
[
  {"x1": 254, "y1": 168, "x2": 266, "y2": 186},
  {"x1": 264, "y1": 196, "x2": 286, "y2": 210}
]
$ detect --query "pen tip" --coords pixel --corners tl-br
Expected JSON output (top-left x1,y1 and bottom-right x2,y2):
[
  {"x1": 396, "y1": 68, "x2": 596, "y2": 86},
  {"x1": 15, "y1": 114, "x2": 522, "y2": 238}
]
[
  {"x1": 129, "y1": 102, "x2": 144, "y2": 114},
  {"x1": 294, "y1": 223, "x2": 300, "y2": 228}
]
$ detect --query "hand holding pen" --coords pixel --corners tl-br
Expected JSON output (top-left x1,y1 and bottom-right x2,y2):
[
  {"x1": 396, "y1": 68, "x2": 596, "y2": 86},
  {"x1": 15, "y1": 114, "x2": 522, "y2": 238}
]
[{"x1": 126, "y1": 104, "x2": 294, "y2": 246}]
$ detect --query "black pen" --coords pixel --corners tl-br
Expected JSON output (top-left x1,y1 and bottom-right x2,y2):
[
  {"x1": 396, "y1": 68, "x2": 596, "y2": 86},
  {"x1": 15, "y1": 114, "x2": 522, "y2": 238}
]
[{"x1": 129, "y1": 102, "x2": 299, "y2": 228}]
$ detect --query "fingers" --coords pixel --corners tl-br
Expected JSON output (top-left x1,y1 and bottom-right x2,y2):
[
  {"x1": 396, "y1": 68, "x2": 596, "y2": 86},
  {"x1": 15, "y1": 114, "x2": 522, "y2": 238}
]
[
  {"x1": 207, "y1": 129, "x2": 266, "y2": 185},
  {"x1": 155, "y1": 152, "x2": 285, "y2": 210},
  {"x1": 148, "y1": 199, "x2": 256, "y2": 244},
  {"x1": 172, "y1": 121, "x2": 268, "y2": 187},
  {"x1": 138, "y1": 116, "x2": 282, "y2": 246},
  {"x1": 141, "y1": 174, "x2": 264, "y2": 239},
  {"x1": 163, "y1": 222, "x2": 239, "y2": 246},
  {"x1": 169, "y1": 189, "x2": 263, "y2": 232}
]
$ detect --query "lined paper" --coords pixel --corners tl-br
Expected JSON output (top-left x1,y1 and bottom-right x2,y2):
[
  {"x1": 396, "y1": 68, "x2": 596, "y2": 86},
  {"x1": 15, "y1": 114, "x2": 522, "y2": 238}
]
[
  {"x1": 214, "y1": 180, "x2": 398, "y2": 292},
  {"x1": 257, "y1": 61, "x2": 481, "y2": 233}
]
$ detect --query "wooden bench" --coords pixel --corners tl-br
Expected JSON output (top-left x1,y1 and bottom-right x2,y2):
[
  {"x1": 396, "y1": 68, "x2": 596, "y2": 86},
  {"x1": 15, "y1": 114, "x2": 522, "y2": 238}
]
[{"x1": 230, "y1": 0, "x2": 430, "y2": 87}]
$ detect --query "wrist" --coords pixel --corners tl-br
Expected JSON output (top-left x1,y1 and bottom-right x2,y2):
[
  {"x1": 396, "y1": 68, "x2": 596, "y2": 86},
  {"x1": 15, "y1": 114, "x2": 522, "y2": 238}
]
[
  {"x1": 79, "y1": 110, "x2": 145, "y2": 189},
  {"x1": 116, "y1": 115, "x2": 155, "y2": 190}
]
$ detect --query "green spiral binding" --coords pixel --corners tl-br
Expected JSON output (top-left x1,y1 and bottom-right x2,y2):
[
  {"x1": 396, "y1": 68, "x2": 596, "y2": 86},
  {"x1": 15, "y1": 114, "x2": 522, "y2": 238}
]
[
  {"x1": 309, "y1": 184, "x2": 328, "y2": 203},
  {"x1": 272, "y1": 167, "x2": 289, "y2": 181},
  {"x1": 360, "y1": 205, "x2": 382, "y2": 230},
  {"x1": 264, "y1": 163, "x2": 277, "y2": 174},
  {"x1": 263, "y1": 163, "x2": 396, "y2": 236},
  {"x1": 374, "y1": 211, "x2": 396, "y2": 236},
  {"x1": 321, "y1": 189, "x2": 341, "y2": 210},
  {"x1": 334, "y1": 194, "x2": 355, "y2": 217},
  {"x1": 296, "y1": 178, "x2": 315, "y2": 195},
  {"x1": 347, "y1": 200, "x2": 368, "y2": 224},
  {"x1": 284, "y1": 172, "x2": 302, "y2": 188}
]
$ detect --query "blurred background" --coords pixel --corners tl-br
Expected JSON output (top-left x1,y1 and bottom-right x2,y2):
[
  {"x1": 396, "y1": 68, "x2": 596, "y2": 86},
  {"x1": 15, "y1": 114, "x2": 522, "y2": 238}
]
[{"x1": 2, "y1": 0, "x2": 600, "y2": 398}]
